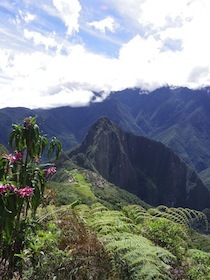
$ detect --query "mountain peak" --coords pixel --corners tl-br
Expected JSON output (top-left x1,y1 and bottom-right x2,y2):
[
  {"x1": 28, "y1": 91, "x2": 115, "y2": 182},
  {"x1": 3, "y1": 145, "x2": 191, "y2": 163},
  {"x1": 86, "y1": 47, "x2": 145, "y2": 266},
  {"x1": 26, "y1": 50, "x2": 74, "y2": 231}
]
[
  {"x1": 69, "y1": 117, "x2": 210, "y2": 210},
  {"x1": 90, "y1": 116, "x2": 114, "y2": 130}
]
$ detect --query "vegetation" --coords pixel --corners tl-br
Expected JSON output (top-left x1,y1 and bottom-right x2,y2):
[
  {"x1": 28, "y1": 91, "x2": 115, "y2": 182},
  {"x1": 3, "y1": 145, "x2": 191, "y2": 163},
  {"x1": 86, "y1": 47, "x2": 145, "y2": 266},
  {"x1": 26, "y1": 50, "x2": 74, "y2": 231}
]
[
  {"x1": 0, "y1": 116, "x2": 61, "y2": 278},
  {"x1": 0, "y1": 117, "x2": 210, "y2": 279}
]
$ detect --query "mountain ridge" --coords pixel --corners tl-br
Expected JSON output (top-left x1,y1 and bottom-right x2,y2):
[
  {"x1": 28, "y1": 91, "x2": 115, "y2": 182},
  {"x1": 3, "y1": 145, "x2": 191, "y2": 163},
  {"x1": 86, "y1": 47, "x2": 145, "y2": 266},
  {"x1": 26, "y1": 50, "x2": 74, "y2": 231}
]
[
  {"x1": 68, "y1": 116, "x2": 210, "y2": 210},
  {"x1": 1, "y1": 86, "x2": 210, "y2": 187}
]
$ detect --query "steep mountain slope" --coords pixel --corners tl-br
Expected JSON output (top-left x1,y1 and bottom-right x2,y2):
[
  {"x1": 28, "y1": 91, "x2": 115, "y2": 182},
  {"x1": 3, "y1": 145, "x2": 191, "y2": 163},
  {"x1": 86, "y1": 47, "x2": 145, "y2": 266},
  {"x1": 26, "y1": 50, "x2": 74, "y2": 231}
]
[
  {"x1": 0, "y1": 99, "x2": 141, "y2": 151},
  {"x1": 109, "y1": 87, "x2": 210, "y2": 174},
  {"x1": 0, "y1": 87, "x2": 210, "y2": 188},
  {"x1": 69, "y1": 117, "x2": 210, "y2": 210}
]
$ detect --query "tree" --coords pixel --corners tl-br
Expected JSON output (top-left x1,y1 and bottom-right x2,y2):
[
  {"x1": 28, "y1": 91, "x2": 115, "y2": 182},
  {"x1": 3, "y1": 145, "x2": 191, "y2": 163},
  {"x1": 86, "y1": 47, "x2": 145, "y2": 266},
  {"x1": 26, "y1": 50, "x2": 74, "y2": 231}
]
[{"x1": 0, "y1": 116, "x2": 61, "y2": 278}]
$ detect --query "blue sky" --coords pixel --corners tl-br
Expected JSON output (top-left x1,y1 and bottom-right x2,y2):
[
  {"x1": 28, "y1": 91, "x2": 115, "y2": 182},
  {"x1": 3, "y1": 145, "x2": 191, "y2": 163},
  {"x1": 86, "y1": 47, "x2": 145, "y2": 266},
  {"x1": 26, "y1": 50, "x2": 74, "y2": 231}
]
[{"x1": 0, "y1": 0, "x2": 210, "y2": 108}]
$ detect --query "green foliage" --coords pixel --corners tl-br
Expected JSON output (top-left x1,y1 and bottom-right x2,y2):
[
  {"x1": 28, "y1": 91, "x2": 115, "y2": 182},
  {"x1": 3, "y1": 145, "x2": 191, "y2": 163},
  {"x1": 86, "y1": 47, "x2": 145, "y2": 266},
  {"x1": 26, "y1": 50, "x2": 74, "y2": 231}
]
[
  {"x1": 141, "y1": 218, "x2": 188, "y2": 263},
  {"x1": 88, "y1": 203, "x2": 136, "y2": 236},
  {"x1": 123, "y1": 204, "x2": 151, "y2": 224},
  {"x1": 187, "y1": 249, "x2": 210, "y2": 279},
  {"x1": 189, "y1": 231, "x2": 210, "y2": 252},
  {"x1": 1, "y1": 111, "x2": 210, "y2": 279},
  {"x1": 106, "y1": 233, "x2": 175, "y2": 280},
  {"x1": 0, "y1": 144, "x2": 8, "y2": 155},
  {"x1": 91, "y1": 182, "x2": 150, "y2": 210},
  {"x1": 21, "y1": 208, "x2": 112, "y2": 280},
  {"x1": 73, "y1": 203, "x2": 90, "y2": 220},
  {"x1": 19, "y1": 222, "x2": 71, "y2": 280},
  {"x1": 47, "y1": 166, "x2": 150, "y2": 209},
  {"x1": 0, "y1": 116, "x2": 61, "y2": 278},
  {"x1": 47, "y1": 136, "x2": 62, "y2": 160},
  {"x1": 148, "y1": 205, "x2": 208, "y2": 232},
  {"x1": 46, "y1": 181, "x2": 81, "y2": 205},
  {"x1": 74, "y1": 203, "x2": 175, "y2": 279},
  {"x1": 44, "y1": 168, "x2": 210, "y2": 280}
]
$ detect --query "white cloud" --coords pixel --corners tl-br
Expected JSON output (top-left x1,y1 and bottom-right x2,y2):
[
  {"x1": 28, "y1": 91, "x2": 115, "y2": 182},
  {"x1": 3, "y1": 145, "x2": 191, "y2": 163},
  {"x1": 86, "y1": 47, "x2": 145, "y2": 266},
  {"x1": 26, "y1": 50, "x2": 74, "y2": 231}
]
[
  {"x1": 23, "y1": 29, "x2": 60, "y2": 51},
  {"x1": 53, "y1": 0, "x2": 81, "y2": 35},
  {"x1": 41, "y1": 88, "x2": 95, "y2": 108},
  {"x1": 0, "y1": 46, "x2": 113, "y2": 108},
  {"x1": 88, "y1": 16, "x2": 118, "y2": 34},
  {"x1": 19, "y1": 11, "x2": 36, "y2": 23},
  {"x1": 1, "y1": 0, "x2": 210, "y2": 108}
]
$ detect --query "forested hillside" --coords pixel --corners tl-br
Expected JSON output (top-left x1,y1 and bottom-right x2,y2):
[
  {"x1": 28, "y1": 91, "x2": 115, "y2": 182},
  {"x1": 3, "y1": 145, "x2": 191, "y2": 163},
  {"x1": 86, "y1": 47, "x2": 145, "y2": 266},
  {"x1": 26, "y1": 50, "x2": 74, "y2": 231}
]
[
  {"x1": 0, "y1": 116, "x2": 210, "y2": 279},
  {"x1": 68, "y1": 117, "x2": 210, "y2": 210},
  {"x1": 1, "y1": 87, "x2": 210, "y2": 188}
]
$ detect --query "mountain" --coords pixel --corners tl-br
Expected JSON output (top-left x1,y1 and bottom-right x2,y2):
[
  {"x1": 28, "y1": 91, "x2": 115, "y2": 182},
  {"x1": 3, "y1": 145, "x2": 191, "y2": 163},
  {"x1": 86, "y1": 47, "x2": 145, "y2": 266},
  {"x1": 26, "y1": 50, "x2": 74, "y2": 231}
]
[
  {"x1": 0, "y1": 99, "x2": 142, "y2": 151},
  {"x1": 109, "y1": 87, "x2": 210, "y2": 175},
  {"x1": 68, "y1": 117, "x2": 210, "y2": 210},
  {"x1": 1, "y1": 86, "x2": 210, "y2": 187}
]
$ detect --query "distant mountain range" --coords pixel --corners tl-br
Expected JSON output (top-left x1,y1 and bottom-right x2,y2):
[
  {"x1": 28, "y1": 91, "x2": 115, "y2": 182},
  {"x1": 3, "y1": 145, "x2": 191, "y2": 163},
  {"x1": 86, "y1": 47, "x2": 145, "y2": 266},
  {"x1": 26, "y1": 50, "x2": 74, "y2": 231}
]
[
  {"x1": 1, "y1": 86, "x2": 210, "y2": 188},
  {"x1": 68, "y1": 117, "x2": 210, "y2": 210}
]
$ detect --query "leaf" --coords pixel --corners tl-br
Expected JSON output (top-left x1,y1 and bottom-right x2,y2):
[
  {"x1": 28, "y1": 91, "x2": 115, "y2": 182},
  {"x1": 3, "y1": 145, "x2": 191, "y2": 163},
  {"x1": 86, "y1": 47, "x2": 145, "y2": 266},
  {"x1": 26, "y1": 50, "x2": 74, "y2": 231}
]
[{"x1": 48, "y1": 137, "x2": 62, "y2": 160}]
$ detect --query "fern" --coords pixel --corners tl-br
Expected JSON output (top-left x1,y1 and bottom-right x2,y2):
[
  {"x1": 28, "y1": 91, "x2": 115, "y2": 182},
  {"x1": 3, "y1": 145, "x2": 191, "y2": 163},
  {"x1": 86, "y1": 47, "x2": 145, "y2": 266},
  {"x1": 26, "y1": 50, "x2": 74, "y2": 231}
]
[
  {"x1": 71, "y1": 203, "x2": 209, "y2": 279},
  {"x1": 26, "y1": 206, "x2": 113, "y2": 279},
  {"x1": 182, "y1": 208, "x2": 208, "y2": 231},
  {"x1": 90, "y1": 202, "x2": 109, "y2": 212},
  {"x1": 73, "y1": 203, "x2": 90, "y2": 220},
  {"x1": 187, "y1": 249, "x2": 210, "y2": 279},
  {"x1": 152, "y1": 206, "x2": 208, "y2": 231},
  {"x1": 88, "y1": 209, "x2": 136, "y2": 236},
  {"x1": 79, "y1": 204, "x2": 176, "y2": 279},
  {"x1": 141, "y1": 217, "x2": 188, "y2": 264},
  {"x1": 106, "y1": 233, "x2": 175, "y2": 280},
  {"x1": 123, "y1": 204, "x2": 151, "y2": 224}
]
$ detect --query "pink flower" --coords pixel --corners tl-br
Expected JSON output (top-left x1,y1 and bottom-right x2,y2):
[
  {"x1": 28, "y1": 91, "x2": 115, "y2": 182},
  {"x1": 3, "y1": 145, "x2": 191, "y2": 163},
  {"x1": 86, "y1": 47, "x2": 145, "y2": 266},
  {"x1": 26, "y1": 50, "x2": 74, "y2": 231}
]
[
  {"x1": 0, "y1": 184, "x2": 18, "y2": 195},
  {"x1": 43, "y1": 167, "x2": 56, "y2": 175},
  {"x1": 6, "y1": 184, "x2": 17, "y2": 193},
  {"x1": 2, "y1": 151, "x2": 23, "y2": 163},
  {"x1": 2, "y1": 153, "x2": 16, "y2": 162},
  {"x1": 14, "y1": 151, "x2": 24, "y2": 161},
  {"x1": 0, "y1": 185, "x2": 6, "y2": 194},
  {"x1": 17, "y1": 187, "x2": 34, "y2": 198}
]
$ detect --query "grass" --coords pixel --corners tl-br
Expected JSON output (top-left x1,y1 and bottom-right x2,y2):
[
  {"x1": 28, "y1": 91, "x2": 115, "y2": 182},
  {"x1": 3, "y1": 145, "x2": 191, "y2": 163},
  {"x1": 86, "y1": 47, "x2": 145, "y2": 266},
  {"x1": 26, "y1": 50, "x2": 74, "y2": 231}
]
[
  {"x1": 71, "y1": 170, "x2": 97, "y2": 202},
  {"x1": 47, "y1": 169, "x2": 97, "y2": 206}
]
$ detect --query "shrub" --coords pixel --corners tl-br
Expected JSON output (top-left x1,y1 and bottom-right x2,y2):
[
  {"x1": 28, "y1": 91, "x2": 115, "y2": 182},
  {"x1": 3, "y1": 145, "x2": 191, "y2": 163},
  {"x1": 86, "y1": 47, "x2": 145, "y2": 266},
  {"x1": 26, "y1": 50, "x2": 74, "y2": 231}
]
[
  {"x1": 141, "y1": 217, "x2": 188, "y2": 263},
  {"x1": 0, "y1": 116, "x2": 61, "y2": 278},
  {"x1": 187, "y1": 249, "x2": 210, "y2": 279}
]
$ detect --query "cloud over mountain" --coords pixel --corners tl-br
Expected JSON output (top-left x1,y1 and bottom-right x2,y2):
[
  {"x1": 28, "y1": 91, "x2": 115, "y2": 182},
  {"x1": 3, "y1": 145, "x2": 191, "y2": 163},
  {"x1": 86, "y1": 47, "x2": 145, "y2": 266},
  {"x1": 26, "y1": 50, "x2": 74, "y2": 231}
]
[{"x1": 0, "y1": 0, "x2": 210, "y2": 108}]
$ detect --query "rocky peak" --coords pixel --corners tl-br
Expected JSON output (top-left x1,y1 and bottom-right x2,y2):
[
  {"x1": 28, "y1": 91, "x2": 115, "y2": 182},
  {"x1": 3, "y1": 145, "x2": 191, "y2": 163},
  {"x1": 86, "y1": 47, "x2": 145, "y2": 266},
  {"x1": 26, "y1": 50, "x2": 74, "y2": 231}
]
[{"x1": 70, "y1": 117, "x2": 210, "y2": 210}]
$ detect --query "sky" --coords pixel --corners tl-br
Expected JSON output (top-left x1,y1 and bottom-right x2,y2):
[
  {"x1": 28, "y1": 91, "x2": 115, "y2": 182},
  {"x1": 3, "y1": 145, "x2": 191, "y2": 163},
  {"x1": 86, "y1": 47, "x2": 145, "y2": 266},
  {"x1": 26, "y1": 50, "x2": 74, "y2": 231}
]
[{"x1": 0, "y1": 0, "x2": 210, "y2": 109}]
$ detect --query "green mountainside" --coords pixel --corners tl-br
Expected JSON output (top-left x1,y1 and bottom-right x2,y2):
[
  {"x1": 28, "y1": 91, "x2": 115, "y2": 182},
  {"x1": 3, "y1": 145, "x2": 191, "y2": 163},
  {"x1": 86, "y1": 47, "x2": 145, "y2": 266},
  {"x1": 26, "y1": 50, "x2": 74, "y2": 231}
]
[
  {"x1": 1, "y1": 114, "x2": 210, "y2": 279},
  {"x1": 68, "y1": 117, "x2": 210, "y2": 210},
  {"x1": 0, "y1": 87, "x2": 210, "y2": 188},
  {"x1": 110, "y1": 87, "x2": 210, "y2": 175},
  {"x1": 48, "y1": 164, "x2": 150, "y2": 210},
  {"x1": 34, "y1": 164, "x2": 210, "y2": 280}
]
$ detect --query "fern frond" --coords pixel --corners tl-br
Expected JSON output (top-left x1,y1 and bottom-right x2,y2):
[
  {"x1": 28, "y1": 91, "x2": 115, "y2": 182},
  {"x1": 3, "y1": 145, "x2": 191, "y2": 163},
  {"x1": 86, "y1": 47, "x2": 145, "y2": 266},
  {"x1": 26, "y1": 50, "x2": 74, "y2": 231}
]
[
  {"x1": 182, "y1": 208, "x2": 208, "y2": 231},
  {"x1": 148, "y1": 208, "x2": 186, "y2": 228},
  {"x1": 74, "y1": 203, "x2": 90, "y2": 220},
  {"x1": 123, "y1": 204, "x2": 151, "y2": 224},
  {"x1": 88, "y1": 210, "x2": 136, "y2": 236},
  {"x1": 187, "y1": 249, "x2": 210, "y2": 279},
  {"x1": 148, "y1": 206, "x2": 208, "y2": 231},
  {"x1": 106, "y1": 233, "x2": 174, "y2": 280},
  {"x1": 89, "y1": 202, "x2": 109, "y2": 215}
]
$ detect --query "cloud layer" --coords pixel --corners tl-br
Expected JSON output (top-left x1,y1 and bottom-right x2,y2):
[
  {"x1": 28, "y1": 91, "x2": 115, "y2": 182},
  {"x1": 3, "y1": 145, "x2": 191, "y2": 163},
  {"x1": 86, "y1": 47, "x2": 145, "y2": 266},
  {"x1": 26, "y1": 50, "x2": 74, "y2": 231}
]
[{"x1": 0, "y1": 0, "x2": 210, "y2": 108}]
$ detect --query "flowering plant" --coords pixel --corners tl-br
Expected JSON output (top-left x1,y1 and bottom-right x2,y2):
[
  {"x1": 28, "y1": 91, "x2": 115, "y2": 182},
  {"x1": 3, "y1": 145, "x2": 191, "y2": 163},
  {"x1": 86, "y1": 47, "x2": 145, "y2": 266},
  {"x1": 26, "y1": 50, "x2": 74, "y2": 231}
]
[{"x1": 0, "y1": 116, "x2": 61, "y2": 276}]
